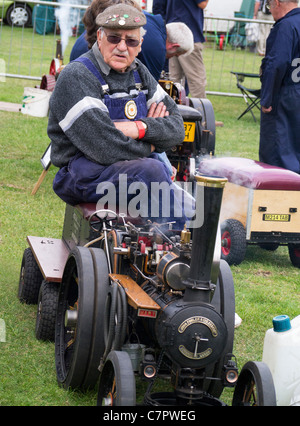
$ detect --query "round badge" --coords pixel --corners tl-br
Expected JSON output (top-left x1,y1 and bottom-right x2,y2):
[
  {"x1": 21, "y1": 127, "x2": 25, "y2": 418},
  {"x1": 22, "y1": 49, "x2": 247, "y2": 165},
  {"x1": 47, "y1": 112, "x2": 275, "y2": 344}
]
[
  {"x1": 125, "y1": 100, "x2": 138, "y2": 120},
  {"x1": 118, "y1": 19, "x2": 126, "y2": 26}
]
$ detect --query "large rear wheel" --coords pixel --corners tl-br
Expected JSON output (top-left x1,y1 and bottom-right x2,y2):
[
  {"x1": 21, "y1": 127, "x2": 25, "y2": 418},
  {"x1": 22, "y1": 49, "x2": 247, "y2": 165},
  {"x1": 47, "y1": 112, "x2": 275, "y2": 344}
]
[{"x1": 55, "y1": 246, "x2": 109, "y2": 389}]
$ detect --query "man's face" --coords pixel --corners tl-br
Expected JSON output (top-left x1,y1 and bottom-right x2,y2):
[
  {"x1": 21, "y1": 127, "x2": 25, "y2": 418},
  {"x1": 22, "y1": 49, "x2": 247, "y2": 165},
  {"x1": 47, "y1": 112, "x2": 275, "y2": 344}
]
[
  {"x1": 97, "y1": 28, "x2": 142, "y2": 73},
  {"x1": 267, "y1": 0, "x2": 281, "y2": 21}
]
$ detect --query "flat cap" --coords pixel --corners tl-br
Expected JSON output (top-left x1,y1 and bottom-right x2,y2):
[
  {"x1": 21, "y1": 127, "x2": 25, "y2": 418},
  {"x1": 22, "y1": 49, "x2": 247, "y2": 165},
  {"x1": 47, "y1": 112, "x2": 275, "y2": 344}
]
[{"x1": 96, "y1": 4, "x2": 147, "y2": 29}]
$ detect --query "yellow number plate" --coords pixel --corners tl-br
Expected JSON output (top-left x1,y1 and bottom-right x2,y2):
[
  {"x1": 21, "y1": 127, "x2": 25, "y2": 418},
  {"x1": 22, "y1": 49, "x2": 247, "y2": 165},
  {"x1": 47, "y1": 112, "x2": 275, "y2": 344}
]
[
  {"x1": 184, "y1": 122, "x2": 196, "y2": 142},
  {"x1": 263, "y1": 214, "x2": 291, "y2": 222}
]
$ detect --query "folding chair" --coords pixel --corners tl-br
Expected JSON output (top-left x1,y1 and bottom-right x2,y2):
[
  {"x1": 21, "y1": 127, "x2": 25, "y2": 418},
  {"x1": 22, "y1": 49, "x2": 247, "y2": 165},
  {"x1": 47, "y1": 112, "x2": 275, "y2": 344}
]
[{"x1": 231, "y1": 71, "x2": 261, "y2": 122}]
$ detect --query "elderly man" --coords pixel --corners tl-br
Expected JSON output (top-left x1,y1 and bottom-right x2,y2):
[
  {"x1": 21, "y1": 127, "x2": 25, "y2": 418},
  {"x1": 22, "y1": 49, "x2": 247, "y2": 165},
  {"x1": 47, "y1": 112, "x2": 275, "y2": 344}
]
[
  {"x1": 259, "y1": 0, "x2": 300, "y2": 174},
  {"x1": 48, "y1": 3, "x2": 188, "y2": 228}
]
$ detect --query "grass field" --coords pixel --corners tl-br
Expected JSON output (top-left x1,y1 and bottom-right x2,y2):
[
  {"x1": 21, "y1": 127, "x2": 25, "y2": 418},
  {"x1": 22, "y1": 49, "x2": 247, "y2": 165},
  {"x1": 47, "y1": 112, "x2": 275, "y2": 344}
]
[{"x1": 0, "y1": 26, "x2": 299, "y2": 407}]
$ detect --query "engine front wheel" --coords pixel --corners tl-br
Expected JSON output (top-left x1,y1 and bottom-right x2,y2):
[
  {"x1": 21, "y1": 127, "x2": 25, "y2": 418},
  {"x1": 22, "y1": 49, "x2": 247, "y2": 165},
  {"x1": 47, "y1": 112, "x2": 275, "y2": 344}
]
[
  {"x1": 97, "y1": 351, "x2": 136, "y2": 406},
  {"x1": 232, "y1": 361, "x2": 277, "y2": 406}
]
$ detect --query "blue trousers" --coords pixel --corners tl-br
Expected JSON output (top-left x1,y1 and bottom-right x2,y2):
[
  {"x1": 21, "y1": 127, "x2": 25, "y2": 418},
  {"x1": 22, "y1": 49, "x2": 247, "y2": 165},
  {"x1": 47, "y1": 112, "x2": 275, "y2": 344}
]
[{"x1": 53, "y1": 154, "x2": 188, "y2": 228}]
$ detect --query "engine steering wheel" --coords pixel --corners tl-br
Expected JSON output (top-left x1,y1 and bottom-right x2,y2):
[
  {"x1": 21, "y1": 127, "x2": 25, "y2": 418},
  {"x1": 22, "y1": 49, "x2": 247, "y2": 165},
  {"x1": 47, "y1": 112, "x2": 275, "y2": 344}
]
[{"x1": 88, "y1": 209, "x2": 119, "y2": 232}]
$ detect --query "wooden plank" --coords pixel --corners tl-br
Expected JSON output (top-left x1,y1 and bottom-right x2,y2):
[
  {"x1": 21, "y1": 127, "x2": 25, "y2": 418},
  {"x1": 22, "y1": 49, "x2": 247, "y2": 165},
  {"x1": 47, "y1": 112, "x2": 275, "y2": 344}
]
[
  {"x1": 0, "y1": 102, "x2": 21, "y2": 113},
  {"x1": 27, "y1": 236, "x2": 69, "y2": 282},
  {"x1": 109, "y1": 274, "x2": 160, "y2": 312},
  {"x1": 220, "y1": 182, "x2": 249, "y2": 227}
]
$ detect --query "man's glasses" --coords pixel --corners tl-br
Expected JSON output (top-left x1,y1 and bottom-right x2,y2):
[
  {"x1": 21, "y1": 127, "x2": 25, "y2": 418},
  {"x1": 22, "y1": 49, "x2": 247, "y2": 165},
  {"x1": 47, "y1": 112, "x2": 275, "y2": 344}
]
[
  {"x1": 104, "y1": 30, "x2": 141, "y2": 48},
  {"x1": 266, "y1": 0, "x2": 273, "y2": 10}
]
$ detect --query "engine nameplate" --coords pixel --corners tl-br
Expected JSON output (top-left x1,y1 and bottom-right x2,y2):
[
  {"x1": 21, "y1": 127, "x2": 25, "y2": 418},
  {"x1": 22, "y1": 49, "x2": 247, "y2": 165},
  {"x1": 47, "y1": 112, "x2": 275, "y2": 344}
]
[{"x1": 178, "y1": 316, "x2": 218, "y2": 337}]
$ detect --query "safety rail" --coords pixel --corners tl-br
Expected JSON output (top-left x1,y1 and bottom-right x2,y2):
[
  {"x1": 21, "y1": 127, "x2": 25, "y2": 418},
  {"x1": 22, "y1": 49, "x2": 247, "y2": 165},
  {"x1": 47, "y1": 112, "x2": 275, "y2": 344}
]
[{"x1": 0, "y1": 1, "x2": 274, "y2": 96}]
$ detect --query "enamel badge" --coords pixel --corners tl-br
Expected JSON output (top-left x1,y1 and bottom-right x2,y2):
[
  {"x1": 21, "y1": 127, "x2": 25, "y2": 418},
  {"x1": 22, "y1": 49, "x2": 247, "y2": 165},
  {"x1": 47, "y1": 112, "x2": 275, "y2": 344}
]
[{"x1": 125, "y1": 100, "x2": 138, "y2": 119}]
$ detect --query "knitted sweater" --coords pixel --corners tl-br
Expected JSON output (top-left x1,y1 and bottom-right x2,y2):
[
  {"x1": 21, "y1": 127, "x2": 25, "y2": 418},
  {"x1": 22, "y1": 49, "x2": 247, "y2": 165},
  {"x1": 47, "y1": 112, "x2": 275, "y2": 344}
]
[{"x1": 48, "y1": 43, "x2": 185, "y2": 168}]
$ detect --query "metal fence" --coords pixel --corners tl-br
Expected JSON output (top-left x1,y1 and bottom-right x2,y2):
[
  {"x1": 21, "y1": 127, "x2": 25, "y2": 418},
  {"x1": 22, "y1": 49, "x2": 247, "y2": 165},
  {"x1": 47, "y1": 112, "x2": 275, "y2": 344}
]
[{"x1": 0, "y1": 1, "x2": 274, "y2": 96}]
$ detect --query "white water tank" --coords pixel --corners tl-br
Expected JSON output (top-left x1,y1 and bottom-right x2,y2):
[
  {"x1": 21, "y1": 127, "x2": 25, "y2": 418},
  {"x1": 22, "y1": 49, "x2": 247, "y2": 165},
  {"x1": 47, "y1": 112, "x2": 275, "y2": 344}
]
[{"x1": 262, "y1": 315, "x2": 300, "y2": 406}]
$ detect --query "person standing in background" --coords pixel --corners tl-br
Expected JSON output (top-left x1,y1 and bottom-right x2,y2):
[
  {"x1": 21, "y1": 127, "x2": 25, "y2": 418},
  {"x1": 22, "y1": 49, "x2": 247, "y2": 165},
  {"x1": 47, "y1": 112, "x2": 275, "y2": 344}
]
[
  {"x1": 254, "y1": 0, "x2": 274, "y2": 55},
  {"x1": 259, "y1": 0, "x2": 300, "y2": 174},
  {"x1": 153, "y1": 0, "x2": 209, "y2": 99}
]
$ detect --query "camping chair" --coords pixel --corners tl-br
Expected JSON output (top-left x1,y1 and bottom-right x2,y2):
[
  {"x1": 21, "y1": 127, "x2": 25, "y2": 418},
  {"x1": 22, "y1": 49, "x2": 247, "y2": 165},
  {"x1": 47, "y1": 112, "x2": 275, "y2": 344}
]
[{"x1": 231, "y1": 71, "x2": 261, "y2": 122}]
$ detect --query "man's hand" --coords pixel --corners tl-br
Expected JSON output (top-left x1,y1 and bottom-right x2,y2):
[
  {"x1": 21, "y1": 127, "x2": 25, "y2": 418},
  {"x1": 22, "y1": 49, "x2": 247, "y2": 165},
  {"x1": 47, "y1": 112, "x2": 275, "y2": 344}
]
[
  {"x1": 114, "y1": 101, "x2": 169, "y2": 143},
  {"x1": 262, "y1": 106, "x2": 272, "y2": 113},
  {"x1": 147, "y1": 102, "x2": 169, "y2": 118},
  {"x1": 198, "y1": 1, "x2": 209, "y2": 10}
]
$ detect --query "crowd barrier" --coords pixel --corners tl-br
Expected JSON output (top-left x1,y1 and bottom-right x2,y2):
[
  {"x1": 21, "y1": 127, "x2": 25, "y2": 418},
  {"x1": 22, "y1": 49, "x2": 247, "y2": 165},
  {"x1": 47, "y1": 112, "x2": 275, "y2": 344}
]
[{"x1": 0, "y1": 1, "x2": 274, "y2": 96}]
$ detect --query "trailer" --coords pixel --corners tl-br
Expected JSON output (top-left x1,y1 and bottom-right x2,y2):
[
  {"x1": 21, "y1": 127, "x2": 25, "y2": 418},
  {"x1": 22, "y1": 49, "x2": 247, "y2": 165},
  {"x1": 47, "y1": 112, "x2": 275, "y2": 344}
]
[{"x1": 199, "y1": 156, "x2": 300, "y2": 266}]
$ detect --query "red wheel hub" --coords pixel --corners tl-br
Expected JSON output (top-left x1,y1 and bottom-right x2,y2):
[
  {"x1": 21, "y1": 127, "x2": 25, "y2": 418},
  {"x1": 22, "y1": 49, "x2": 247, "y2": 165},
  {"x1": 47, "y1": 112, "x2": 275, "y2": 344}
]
[{"x1": 221, "y1": 231, "x2": 231, "y2": 256}]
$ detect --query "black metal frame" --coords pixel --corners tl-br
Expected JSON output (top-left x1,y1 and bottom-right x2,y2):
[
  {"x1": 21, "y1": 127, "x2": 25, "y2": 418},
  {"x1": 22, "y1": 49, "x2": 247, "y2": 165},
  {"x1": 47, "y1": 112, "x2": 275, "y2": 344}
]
[{"x1": 231, "y1": 72, "x2": 261, "y2": 122}]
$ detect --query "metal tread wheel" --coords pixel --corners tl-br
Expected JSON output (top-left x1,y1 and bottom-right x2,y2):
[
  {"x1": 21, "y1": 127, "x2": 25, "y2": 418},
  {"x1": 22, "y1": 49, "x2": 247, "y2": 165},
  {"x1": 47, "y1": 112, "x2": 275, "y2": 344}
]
[{"x1": 232, "y1": 361, "x2": 277, "y2": 406}]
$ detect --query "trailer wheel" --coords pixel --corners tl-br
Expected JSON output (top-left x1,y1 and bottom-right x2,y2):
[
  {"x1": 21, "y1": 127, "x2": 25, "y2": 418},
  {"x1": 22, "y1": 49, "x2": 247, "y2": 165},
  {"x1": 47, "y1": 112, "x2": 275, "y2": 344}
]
[
  {"x1": 18, "y1": 247, "x2": 43, "y2": 304},
  {"x1": 232, "y1": 361, "x2": 276, "y2": 406},
  {"x1": 288, "y1": 244, "x2": 300, "y2": 268},
  {"x1": 35, "y1": 280, "x2": 59, "y2": 341},
  {"x1": 55, "y1": 246, "x2": 109, "y2": 389},
  {"x1": 97, "y1": 351, "x2": 136, "y2": 406},
  {"x1": 221, "y1": 219, "x2": 247, "y2": 265}
]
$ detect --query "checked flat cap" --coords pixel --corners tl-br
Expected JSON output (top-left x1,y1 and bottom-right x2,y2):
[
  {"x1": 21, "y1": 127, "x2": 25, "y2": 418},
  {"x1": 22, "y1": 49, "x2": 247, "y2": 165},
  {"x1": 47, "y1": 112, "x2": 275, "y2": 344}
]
[{"x1": 96, "y1": 4, "x2": 147, "y2": 29}]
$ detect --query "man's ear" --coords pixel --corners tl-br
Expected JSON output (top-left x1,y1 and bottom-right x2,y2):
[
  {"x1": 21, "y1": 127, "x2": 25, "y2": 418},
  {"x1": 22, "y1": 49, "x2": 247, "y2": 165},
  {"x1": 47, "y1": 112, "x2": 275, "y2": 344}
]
[
  {"x1": 97, "y1": 29, "x2": 102, "y2": 48},
  {"x1": 168, "y1": 42, "x2": 180, "y2": 51},
  {"x1": 166, "y1": 42, "x2": 180, "y2": 58},
  {"x1": 138, "y1": 38, "x2": 144, "y2": 54}
]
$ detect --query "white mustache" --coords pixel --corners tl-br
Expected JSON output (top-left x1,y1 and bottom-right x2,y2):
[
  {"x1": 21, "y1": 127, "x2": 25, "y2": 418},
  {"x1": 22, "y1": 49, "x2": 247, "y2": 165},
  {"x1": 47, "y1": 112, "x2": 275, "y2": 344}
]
[{"x1": 113, "y1": 48, "x2": 129, "y2": 57}]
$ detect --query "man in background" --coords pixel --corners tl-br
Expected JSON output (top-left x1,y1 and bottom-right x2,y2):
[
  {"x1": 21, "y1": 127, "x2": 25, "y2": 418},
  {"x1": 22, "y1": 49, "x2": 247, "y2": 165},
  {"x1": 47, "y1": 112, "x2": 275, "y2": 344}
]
[
  {"x1": 153, "y1": 0, "x2": 209, "y2": 98},
  {"x1": 259, "y1": 0, "x2": 300, "y2": 173},
  {"x1": 254, "y1": 0, "x2": 274, "y2": 55}
]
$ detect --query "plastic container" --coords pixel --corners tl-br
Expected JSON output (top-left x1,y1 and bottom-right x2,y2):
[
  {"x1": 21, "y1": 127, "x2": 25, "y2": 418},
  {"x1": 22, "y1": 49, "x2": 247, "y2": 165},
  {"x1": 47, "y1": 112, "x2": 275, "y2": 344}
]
[
  {"x1": 21, "y1": 87, "x2": 51, "y2": 117},
  {"x1": 262, "y1": 315, "x2": 300, "y2": 406}
]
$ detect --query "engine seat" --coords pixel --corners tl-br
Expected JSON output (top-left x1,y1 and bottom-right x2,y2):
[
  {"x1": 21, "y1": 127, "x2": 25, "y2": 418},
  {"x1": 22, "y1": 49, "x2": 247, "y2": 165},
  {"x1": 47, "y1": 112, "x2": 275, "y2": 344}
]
[{"x1": 198, "y1": 157, "x2": 300, "y2": 191}]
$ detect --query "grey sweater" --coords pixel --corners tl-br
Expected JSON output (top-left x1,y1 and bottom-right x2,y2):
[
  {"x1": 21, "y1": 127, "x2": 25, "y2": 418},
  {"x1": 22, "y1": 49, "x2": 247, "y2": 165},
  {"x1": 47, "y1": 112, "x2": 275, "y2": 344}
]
[{"x1": 48, "y1": 43, "x2": 185, "y2": 168}]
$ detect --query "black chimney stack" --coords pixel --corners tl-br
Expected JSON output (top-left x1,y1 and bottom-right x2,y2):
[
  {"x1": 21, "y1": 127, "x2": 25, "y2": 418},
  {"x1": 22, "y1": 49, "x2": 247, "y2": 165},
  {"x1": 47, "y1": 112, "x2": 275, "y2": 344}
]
[{"x1": 184, "y1": 174, "x2": 227, "y2": 303}]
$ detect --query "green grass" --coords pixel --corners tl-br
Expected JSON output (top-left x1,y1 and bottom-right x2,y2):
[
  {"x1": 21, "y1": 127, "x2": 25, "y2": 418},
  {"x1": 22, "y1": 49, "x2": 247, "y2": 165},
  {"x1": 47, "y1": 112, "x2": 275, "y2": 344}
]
[{"x1": 0, "y1": 26, "x2": 299, "y2": 406}]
